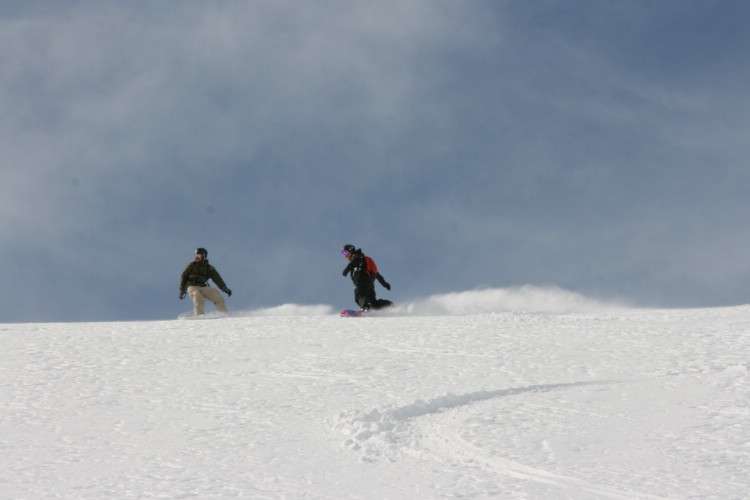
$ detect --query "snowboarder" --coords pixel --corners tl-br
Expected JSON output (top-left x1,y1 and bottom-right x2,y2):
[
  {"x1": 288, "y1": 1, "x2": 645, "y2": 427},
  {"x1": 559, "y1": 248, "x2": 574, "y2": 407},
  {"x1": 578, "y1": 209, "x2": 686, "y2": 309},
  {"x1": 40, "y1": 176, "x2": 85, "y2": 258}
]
[
  {"x1": 341, "y1": 244, "x2": 392, "y2": 311},
  {"x1": 179, "y1": 247, "x2": 232, "y2": 316}
]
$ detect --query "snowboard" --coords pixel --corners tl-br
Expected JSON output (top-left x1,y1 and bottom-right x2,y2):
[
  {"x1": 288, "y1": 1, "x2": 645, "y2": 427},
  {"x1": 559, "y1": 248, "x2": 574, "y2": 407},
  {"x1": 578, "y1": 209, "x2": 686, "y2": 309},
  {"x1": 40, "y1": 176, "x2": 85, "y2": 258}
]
[{"x1": 340, "y1": 309, "x2": 366, "y2": 317}]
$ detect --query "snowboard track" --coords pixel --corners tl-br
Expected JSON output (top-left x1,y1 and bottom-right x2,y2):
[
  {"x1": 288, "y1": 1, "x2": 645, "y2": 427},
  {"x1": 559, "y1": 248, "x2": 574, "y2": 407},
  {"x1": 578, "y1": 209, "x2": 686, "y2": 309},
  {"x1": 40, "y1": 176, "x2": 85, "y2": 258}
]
[{"x1": 334, "y1": 380, "x2": 667, "y2": 499}]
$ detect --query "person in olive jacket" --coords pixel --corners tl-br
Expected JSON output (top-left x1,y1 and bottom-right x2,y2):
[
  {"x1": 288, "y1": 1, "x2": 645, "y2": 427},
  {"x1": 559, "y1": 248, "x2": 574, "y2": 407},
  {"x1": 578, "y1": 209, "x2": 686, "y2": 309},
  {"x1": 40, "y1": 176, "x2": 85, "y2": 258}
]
[{"x1": 179, "y1": 247, "x2": 232, "y2": 316}]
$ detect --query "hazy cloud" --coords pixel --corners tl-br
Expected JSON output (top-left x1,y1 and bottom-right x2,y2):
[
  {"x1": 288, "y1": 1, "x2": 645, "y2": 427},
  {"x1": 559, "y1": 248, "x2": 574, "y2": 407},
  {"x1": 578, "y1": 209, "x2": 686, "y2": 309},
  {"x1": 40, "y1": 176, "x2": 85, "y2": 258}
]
[{"x1": 2, "y1": 1, "x2": 749, "y2": 321}]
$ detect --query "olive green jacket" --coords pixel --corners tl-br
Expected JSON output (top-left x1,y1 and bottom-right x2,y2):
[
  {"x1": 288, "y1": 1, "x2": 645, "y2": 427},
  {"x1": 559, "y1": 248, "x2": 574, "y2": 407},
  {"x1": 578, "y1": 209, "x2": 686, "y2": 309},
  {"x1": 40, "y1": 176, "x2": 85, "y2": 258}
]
[{"x1": 180, "y1": 259, "x2": 228, "y2": 292}]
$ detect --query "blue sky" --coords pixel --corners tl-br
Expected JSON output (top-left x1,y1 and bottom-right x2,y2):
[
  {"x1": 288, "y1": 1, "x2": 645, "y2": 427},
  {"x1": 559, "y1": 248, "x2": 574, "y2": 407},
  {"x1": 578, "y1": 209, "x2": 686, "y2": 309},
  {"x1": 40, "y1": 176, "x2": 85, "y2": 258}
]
[{"x1": 2, "y1": 0, "x2": 750, "y2": 322}]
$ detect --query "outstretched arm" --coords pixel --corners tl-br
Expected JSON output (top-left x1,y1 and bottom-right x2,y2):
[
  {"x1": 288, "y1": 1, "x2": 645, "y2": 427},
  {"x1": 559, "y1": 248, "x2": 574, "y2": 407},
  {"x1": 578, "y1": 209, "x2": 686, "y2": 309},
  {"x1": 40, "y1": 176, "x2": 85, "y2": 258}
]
[
  {"x1": 376, "y1": 273, "x2": 391, "y2": 290},
  {"x1": 209, "y1": 266, "x2": 232, "y2": 296},
  {"x1": 342, "y1": 263, "x2": 353, "y2": 277}
]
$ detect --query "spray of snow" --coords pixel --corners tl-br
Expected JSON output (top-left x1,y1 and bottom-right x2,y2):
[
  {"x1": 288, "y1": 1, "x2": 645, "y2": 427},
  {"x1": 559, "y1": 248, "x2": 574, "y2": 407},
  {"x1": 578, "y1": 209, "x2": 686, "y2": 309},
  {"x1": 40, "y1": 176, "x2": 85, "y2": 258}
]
[
  {"x1": 232, "y1": 286, "x2": 628, "y2": 317},
  {"x1": 399, "y1": 286, "x2": 627, "y2": 315},
  {"x1": 242, "y1": 303, "x2": 336, "y2": 316}
]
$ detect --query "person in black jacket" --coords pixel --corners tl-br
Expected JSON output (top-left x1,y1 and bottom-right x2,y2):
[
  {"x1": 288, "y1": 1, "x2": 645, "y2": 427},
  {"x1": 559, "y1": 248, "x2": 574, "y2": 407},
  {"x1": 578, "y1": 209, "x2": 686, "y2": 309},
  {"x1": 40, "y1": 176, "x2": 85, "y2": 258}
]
[{"x1": 341, "y1": 244, "x2": 393, "y2": 311}]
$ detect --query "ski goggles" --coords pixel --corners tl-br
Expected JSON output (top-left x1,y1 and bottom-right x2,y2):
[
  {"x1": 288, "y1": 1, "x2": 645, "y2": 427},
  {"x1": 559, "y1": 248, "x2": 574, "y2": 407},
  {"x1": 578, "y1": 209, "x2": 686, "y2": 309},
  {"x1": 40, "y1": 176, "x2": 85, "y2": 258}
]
[{"x1": 341, "y1": 250, "x2": 352, "y2": 258}]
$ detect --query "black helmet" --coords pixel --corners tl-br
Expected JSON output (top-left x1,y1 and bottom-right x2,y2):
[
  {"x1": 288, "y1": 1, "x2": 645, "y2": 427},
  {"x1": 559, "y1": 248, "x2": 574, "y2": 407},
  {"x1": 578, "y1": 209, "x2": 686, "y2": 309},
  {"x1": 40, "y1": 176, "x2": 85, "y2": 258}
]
[
  {"x1": 196, "y1": 247, "x2": 208, "y2": 258},
  {"x1": 341, "y1": 244, "x2": 356, "y2": 255}
]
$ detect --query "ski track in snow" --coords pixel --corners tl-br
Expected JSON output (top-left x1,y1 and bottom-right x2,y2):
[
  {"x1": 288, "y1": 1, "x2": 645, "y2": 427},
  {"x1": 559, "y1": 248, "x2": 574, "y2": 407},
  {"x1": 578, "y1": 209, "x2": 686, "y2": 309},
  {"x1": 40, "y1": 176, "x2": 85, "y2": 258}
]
[
  {"x1": 2, "y1": 295, "x2": 750, "y2": 499},
  {"x1": 329, "y1": 305, "x2": 750, "y2": 499},
  {"x1": 334, "y1": 381, "x2": 672, "y2": 499},
  {"x1": 334, "y1": 381, "x2": 612, "y2": 460}
]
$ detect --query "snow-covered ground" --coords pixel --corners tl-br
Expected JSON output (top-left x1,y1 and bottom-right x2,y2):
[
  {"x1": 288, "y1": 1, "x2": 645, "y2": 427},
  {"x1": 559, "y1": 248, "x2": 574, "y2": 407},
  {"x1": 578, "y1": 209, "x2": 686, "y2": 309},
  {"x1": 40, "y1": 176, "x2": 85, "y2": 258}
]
[{"x1": 2, "y1": 287, "x2": 749, "y2": 499}]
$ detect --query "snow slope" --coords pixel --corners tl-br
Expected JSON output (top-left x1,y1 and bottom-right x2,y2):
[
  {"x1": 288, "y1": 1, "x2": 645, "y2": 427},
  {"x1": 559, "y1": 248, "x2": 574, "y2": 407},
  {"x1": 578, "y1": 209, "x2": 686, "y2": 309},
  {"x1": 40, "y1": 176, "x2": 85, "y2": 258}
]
[{"x1": 1, "y1": 288, "x2": 749, "y2": 499}]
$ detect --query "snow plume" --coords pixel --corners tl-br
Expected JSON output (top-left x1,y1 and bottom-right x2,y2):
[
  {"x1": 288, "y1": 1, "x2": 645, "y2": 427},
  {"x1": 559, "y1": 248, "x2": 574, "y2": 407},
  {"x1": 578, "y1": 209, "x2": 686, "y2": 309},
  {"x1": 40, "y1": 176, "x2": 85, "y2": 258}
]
[
  {"x1": 238, "y1": 303, "x2": 336, "y2": 317},
  {"x1": 399, "y1": 286, "x2": 628, "y2": 316},
  {"x1": 222, "y1": 286, "x2": 626, "y2": 318}
]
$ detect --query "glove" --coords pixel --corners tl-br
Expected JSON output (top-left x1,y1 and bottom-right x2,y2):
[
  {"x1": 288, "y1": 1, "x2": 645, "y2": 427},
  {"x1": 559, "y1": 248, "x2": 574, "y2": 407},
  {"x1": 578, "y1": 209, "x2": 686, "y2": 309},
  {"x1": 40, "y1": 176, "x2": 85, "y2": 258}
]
[
  {"x1": 222, "y1": 288, "x2": 232, "y2": 297},
  {"x1": 342, "y1": 269, "x2": 349, "y2": 277},
  {"x1": 383, "y1": 282, "x2": 391, "y2": 291},
  {"x1": 179, "y1": 290, "x2": 186, "y2": 300}
]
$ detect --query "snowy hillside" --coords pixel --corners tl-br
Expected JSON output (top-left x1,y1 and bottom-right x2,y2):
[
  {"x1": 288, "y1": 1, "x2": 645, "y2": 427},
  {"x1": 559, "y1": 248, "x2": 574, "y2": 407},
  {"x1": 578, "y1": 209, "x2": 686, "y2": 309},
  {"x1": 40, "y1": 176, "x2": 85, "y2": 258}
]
[{"x1": 2, "y1": 288, "x2": 749, "y2": 499}]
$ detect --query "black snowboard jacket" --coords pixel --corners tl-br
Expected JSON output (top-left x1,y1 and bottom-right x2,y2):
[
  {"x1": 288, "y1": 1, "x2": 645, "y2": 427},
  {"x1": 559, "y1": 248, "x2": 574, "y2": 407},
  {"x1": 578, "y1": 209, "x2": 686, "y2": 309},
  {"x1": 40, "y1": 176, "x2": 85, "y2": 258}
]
[
  {"x1": 180, "y1": 259, "x2": 229, "y2": 292},
  {"x1": 342, "y1": 252, "x2": 390, "y2": 292}
]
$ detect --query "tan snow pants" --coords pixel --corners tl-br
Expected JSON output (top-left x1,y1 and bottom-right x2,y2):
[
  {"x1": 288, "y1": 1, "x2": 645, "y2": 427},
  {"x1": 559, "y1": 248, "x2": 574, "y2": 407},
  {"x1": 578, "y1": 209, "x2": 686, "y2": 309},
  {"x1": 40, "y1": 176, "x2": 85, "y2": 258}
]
[{"x1": 187, "y1": 285, "x2": 228, "y2": 316}]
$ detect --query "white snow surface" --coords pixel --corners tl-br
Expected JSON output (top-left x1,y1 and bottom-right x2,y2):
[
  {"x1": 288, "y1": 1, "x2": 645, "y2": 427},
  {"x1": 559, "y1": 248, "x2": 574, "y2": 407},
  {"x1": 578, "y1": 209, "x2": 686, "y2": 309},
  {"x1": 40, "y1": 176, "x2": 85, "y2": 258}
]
[{"x1": 2, "y1": 287, "x2": 749, "y2": 499}]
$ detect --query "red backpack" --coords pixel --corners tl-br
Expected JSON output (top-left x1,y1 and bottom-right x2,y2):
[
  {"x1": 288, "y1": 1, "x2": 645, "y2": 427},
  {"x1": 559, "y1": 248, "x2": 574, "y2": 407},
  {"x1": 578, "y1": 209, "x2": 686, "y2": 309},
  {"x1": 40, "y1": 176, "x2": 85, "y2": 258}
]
[{"x1": 363, "y1": 256, "x2": 378, "y2": 277}]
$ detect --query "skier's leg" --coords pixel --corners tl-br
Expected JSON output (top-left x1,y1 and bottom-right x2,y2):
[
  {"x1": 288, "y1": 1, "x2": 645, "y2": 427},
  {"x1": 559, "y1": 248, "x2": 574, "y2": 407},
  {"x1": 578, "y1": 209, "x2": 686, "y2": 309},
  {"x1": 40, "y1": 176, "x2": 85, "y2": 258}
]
[
  {"x1": 188, "y1": 286, "x2": 206, "y2": 316},
  {"x1": 356, "y1": 296, "x2": 370, "y2": 310},
  {"x1": 372, "y1": 299, "x2": 393, "y2": 310},
  {"x1": 355, "y1": 288, "x2": 376, "y2": 310},
  {"x1": 204, "y1": 287, "x2": 228, "y2": 314}
]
